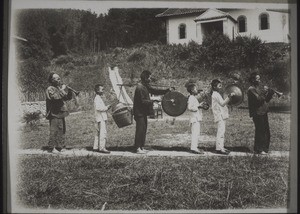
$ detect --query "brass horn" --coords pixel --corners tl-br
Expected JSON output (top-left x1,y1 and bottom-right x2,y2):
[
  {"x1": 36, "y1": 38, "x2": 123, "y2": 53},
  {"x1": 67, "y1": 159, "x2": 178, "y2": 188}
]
[
  {"x1": 223, "y1": 84, "x2": 244, "y2": 106},
  {"x1": 264, "y1": 86, "x2": 283, "y2": 97}
]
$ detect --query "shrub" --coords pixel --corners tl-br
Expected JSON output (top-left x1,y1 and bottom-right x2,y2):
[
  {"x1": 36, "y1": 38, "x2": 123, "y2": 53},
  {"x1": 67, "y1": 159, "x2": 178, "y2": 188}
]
[
  {"x1": 62, "y1": 62, "x2": 75, "y2": 70},
  {"x1": 53, "y1": 55, "x2": 74, "y2": 65},
  {"x1": 127, "y1": 51, "x2": 146, "y2": 62},
  {"x1": 22, "y1": 111, "x2": 42, "y2": 129},
  {"x1": 17, "y1": 58, "x2": 50, "y2": 92},
  {"x1": 201, "y1": 31, "x2": 234, "y2": 73},
  {"x1": 264, "y1": 59, "x2": 291, "y2": 92},
  {"x1": 233, "y1": 36, "x2": 271, "y2": 69}
]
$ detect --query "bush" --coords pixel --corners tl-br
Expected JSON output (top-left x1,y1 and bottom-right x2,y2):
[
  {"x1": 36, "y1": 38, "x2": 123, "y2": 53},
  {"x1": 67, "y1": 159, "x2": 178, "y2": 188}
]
[
  {"x1": 53, "y1": 55, "x2": 74, "y2": 65},
  {"x1": 17, "y1": 58, "x2": 50, "y2": 92},
  {"x1": 22, "y1": 111, "x2": 42, "y2": 129},
  {"x1": 233, "y1": 36, "x2": 271, "y2": 69},
  {"x1": 201, "y1": 31, "x2": 234, "y2": 73},
  {"x1": 264, "y1": 59, "x2": 291, "y2": 92},
  {"x1": 127, "y1": 51, "x2": 146, "y2": 62}
]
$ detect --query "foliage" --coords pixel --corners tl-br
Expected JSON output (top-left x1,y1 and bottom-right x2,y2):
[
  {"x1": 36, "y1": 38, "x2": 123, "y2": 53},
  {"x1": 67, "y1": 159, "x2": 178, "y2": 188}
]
[
  {"x1": 201, "y1": 31, "x2": 234, "y2": 73},
  {"x1": 17, "y1": 58, "x2": 49, "y2": 92},
  {"x1": 15, "y1": 8, "x2": 166, "y2": 55},
  {"x1": 264, "y1": 59, "x2": 291, "y2": 92},
  {"x1": 15, "y1": 8, "x2": 291, "y2": 94},
  {"x1": 127, "y1": 51, "x2": 146, "y2": 62},
  {"x1": 233, "y1": 36, "x2": 271, "y2": 69},
  {"x1": 22, "y1": 111, "x2": 42, "y2": 129}
]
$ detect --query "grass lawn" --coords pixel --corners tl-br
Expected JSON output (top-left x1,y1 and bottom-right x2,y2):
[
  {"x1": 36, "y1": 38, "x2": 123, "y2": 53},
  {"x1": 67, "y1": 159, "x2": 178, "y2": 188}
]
[
  {"x1": 17, "y1": 155, "x2": 289, "y2": 210},
  {"x1": 15, "y1": 108, "x2": 291, "y2": 210},
  {"x1": 19, "y1": 108, "x2": 291, "y2": 152}
]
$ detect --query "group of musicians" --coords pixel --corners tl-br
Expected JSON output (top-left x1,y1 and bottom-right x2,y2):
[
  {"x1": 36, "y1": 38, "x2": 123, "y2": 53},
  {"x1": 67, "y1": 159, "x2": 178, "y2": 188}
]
[{"x1": 45, "y1": 70, "x2": 277, "y2": 155}]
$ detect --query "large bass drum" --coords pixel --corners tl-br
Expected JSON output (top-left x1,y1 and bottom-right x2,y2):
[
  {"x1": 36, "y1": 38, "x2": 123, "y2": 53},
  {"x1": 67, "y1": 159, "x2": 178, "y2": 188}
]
[
  {"x1": 223, "y1": 84, "x2": 244, "y2": 106},
  {"x1": 161, "y1": 91, "x2": 188, "y2": 117}
]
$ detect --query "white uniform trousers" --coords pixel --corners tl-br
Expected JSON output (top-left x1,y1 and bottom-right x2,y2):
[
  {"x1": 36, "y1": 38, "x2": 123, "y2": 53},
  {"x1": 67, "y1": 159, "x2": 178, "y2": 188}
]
[
  {"x1": 216, "y1": 119, "x2": 226, "y2": 150},
  {"x1": 191, "y1": 121, "x2": 200, "y2": 150},
  {"x1": 93, "y1": 121, "x2": 107, "y2": 150}
]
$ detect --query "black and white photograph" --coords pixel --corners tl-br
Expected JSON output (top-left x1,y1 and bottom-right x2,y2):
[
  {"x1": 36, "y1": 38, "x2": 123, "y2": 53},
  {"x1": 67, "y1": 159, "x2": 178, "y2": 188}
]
[{"x1": 4, "y1": 0, "x2": 297, "y2": 213}]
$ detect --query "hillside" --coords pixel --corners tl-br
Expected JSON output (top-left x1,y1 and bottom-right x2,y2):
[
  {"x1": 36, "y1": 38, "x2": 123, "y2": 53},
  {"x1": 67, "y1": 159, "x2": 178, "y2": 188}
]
[{"x1": 48, "y1": 42, "x2": 291, "y2": 93}]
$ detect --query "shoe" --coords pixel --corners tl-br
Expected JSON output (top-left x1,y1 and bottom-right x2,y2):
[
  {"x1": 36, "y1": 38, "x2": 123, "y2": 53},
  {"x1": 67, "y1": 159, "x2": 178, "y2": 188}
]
[
  {"x1": 224, "y1": 148, "x2": 231, "y2": 153},
  {"x1": 254, "y1": 151, "x2": 268, "y2": 155},
  {"x1": 190, "y1": 149, "x2": 204, "y2": 154},
  {"x1": 99, "y1": 149, "x2": 111, "y2": 154},
  {"x1": 136, "y1": 148, "x2": 147, "y2": 154},
  {"x1": 51, "y1": 148, "x2": 60, "y2": 154},
  {"x1": 141, "y1": 148, "x2": 150, "y2": 152},
  {"x1": 216, "y1": 150, "x2": 230, "y2": 155},
  {"x1": 259, "y1": 151, "x2": 268, "y2": 155}
]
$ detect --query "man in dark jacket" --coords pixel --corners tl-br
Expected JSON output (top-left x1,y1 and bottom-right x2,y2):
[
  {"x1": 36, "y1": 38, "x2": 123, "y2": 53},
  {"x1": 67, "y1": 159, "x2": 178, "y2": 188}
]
[
  {"x1": 247, "y1": 72, "x2": 275, "y2": 155},
  {"x1": 46, "y1": 73, "x2": 73, "y2": 153},
  {"x1": 133, "y1": 70, "x2": 170, "y2": 154}
]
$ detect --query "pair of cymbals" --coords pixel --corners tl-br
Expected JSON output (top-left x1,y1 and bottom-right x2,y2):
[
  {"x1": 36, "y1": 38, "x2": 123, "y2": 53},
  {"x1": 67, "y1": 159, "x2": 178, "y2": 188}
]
[{"x1": 162, "y1": 85, "x2": 244, "y2": 117}]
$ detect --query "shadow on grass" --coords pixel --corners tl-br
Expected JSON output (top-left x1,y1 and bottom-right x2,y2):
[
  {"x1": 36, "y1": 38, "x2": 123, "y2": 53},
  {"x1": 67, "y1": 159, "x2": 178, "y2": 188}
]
[
  {"x1": 239, "y1": 106, "x2": 291, "y2": 114},
  {"x1": 41, "y1": 145, "x2": 251, "y2": 153}
]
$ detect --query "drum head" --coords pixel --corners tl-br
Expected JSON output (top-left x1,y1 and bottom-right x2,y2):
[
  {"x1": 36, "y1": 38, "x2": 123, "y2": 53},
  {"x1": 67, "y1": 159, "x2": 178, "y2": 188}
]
[
  {"x1": 223, "y1": 84, "x2": 244, "y2": 106},
  {"x1": 161, "y1": 91, "x2": 188, "y2": 117}
]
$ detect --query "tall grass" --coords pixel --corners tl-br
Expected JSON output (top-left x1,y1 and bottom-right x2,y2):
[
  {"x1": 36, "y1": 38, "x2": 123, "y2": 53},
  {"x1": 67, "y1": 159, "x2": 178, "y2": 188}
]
[{"x1": 17, "y1": 155, "x2": 289, "y2": 210}]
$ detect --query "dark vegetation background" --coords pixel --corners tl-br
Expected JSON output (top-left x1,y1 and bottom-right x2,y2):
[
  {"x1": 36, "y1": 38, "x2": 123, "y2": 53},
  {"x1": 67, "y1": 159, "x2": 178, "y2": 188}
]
[{"x1": 15, "y1": 8, "x2": 291, "y2": 98}]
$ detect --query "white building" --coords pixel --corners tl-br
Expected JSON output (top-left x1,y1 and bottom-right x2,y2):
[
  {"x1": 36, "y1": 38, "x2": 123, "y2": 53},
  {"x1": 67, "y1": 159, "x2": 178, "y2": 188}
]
[{"x1": 156, "y1": 8, "x2": 290, "y2": 44}]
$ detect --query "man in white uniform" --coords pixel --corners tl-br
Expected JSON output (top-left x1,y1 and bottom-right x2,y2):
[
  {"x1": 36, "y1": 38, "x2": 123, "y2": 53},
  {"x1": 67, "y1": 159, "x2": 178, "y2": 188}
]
[
  {"x1": 93, "y1": 84, "x2": 111, "y2": 153},
  {"x1": 211, "y1": 79, "x2": 234, "y2": 155},
  {"x1": 186, "y1": 82, "x2": 208, "y2": 154}
]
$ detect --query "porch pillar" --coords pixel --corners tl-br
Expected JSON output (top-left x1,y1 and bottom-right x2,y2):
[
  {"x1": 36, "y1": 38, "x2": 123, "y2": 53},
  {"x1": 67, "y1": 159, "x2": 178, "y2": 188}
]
[{"x1": 196, "y1": 23, "x2": 203, "y2": 44}]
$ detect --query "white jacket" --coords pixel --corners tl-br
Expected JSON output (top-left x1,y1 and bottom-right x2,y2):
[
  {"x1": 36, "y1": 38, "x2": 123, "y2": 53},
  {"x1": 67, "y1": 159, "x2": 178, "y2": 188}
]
[
  {"x1": 187, "y1": 95, "x2": 203, "y2": 124},
  {"x1": 94, "y1": 95, "x2": 108, "y2": 122},
  {"x1": 211, "y1": 91, "x2": 229, "y2": 122}
]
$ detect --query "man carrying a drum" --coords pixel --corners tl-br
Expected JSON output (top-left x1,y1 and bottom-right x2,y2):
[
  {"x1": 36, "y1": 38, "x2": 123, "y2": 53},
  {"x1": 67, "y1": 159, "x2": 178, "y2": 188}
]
[{"x1": 133, "y1": 70, "x2": 171, "y2": 154}]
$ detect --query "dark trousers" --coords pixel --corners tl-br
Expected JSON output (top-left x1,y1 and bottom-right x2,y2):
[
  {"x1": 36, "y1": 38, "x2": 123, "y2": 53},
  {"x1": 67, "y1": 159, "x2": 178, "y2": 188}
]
[
  {"x1": 252, "y1": 114, "x2": 270, "y2": 153},
  {"x1": 49, "y1": 117, "x2": 66, "y2": 149},
  {"x1": 134, "y1": 116, "x2": 148, "y2": 149}
]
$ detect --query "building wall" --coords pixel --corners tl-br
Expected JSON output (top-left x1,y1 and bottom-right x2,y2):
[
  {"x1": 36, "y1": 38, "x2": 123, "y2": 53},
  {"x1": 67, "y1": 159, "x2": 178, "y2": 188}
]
[
  {"x1": 167, "y1": 15, "x2": 199, "y2": 44},
  {"x1": 223, "y1": 19, "x2": 237, "y2": 40},
  {"x1": 166, "y1": 9, "x2": 289, "y2": 44},
  {"x1": 227, "y1": 9, "x2": 289, "y2": 43}
]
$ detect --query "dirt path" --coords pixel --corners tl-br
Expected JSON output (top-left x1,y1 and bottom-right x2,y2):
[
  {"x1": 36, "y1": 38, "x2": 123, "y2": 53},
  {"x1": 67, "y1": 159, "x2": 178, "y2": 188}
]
[{"x1": 17, "y1": 149, "x2": 289, "y2": 157}]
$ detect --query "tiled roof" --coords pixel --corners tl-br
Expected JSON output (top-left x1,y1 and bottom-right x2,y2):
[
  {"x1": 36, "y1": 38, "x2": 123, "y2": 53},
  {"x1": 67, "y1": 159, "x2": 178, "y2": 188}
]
[
  {"x1": 195, "y1": 15, "x2": 237, "y2": 23},
  {"x1": 194, "y1": 9, "x2": 237, "y2": 23},
  {"x1": 155, "y1": 8, "x2": 207, "y2": 18},
  {"x1": 266, "y1": 9, "x2": 290, "y2": 13}
]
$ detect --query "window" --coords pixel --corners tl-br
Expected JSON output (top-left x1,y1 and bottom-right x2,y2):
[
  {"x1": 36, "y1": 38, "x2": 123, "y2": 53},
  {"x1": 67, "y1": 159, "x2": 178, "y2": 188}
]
[
  {"x1": 259, "y1": 13, "x2": 269, "y2": 30},
  {"x1": 237, "y1": 16, "x2": 247, "y2": 33},
  {"x1": 179, "y1": 24, "x2": 186, "y2": 39}
]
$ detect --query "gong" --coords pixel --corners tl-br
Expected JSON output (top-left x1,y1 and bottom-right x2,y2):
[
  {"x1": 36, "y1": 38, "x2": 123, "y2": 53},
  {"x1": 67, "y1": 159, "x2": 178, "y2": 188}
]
[
  {"x1": 223, "y1": 84, "x2": 244, "y2": 106},
  {"x1": 161, "y1": 91, "x2": 188, "y2": 117}
]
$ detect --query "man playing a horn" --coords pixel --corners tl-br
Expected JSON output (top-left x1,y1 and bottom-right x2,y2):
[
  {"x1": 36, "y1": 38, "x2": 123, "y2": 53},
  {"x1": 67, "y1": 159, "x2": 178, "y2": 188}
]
[
  {"x1": 45, "y1": 73, "x2": 73, "y2": 153},
  {"x1": 247, "y1": 72, "x2": 275, "y2": 155}
]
